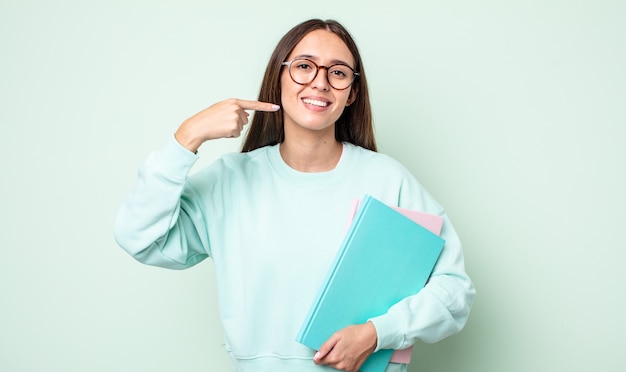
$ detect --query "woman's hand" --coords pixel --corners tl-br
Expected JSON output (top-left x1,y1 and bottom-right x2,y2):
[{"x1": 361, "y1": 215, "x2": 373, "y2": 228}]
[
  {"x1": 313, "y1": 322, "x2": 378, "y2": 372},
  {"x1": 174, "y1": 98, "x2": 280, "y2": 153}
]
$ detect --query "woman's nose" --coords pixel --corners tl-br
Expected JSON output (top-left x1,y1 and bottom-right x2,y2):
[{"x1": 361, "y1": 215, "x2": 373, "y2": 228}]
[{"x1": 310, "y1": 66, "x2": 330, "y2": 91}]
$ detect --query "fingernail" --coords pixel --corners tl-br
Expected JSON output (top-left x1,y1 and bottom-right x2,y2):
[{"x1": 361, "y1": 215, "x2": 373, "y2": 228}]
[
  {"x1": 314, "y1": 352, "x2": 320, "y2": 360},
  {"x1": 272, "y1": 104, "x2": 280, "y2": 111}
]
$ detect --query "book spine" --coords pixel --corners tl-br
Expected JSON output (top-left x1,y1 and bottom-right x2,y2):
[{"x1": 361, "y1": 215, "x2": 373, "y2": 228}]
[{"x1": 296, "y1": 196, "x2": 373, "y2": 344}]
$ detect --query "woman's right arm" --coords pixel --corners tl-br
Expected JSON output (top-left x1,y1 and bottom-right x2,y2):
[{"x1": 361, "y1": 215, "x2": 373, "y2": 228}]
[
  {"x1": 113, "y1": 137, "x2": 209, "y2": 269},
  {"x1": 113, "y1": 99, "x2": 280, "y2": 269}
]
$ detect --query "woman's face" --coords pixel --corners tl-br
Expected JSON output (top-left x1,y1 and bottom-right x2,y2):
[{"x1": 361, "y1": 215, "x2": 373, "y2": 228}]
[{"x1": 280, "y1": 29, "x2": 356, "y2": 137}]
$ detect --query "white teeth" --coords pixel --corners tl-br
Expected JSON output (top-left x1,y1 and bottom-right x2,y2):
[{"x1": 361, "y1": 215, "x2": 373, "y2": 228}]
[{"x1": 303, "y1": 98, "x2": 329, "y2": 107}]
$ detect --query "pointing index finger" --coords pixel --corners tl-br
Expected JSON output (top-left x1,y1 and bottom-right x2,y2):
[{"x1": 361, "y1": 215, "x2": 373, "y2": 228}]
[{"x1": 237, "y1": 99, "x2": 280, "y2": 112}]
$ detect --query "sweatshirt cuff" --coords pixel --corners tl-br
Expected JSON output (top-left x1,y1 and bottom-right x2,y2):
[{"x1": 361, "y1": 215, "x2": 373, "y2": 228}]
[
  {"x1": 150, "y1": 135, "x2": 199, "y2": 181},
  {"x1": 368, "y1": 311, "x2": 405, "y2": 352}
]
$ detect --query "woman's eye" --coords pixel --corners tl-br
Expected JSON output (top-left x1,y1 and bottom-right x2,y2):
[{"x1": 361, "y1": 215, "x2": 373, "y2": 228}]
[
  {"x1": 296, "y1": 63, "x2": 313, "y2": 70},
  {"x1": 330, "y1": 69, "x2": 348, "y2": 79}
]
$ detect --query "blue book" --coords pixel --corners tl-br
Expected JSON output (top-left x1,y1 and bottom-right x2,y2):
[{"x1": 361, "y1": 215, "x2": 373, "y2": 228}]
[{"x1": 296, "y1": 195, "x2": 445, "y2": 372}]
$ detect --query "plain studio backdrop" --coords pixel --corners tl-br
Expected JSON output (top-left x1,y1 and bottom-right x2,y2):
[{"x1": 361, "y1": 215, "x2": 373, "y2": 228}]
[{"x1": 1, "y1": 1, "x2": 624, "y2": 371}]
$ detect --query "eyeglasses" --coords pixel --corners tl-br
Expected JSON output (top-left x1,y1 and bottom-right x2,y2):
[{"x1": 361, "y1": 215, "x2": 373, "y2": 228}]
[{"x1": 281, "y1": 58, "x2": 359, "y2": 90}]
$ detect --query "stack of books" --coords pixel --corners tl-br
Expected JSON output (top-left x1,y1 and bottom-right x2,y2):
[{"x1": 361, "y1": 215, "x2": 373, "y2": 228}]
[{"x1": 296, "y1": 195, "x2": 445, "y2": 372}]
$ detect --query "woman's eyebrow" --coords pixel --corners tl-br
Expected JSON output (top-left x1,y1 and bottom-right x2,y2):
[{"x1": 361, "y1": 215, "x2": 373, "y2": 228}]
[{"x1": 291, "y1": 54, "x2": 353, "y2": 66}]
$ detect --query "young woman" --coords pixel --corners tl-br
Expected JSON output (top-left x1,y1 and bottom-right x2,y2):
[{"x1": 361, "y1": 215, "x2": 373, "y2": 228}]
[{"x1": 115, "y1": 19, "x2": 475, "y2": 372}]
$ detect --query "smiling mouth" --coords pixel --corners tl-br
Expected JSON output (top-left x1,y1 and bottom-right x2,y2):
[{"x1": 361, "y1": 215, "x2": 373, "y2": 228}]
[{"x1": 302, "y1": 98, "x2": 330, "y2": 107}]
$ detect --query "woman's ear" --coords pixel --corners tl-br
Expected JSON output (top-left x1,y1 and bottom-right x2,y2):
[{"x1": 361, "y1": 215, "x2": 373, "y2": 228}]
[{"x1": 346, "y1": 86, "x2": 358, "y2": 107}]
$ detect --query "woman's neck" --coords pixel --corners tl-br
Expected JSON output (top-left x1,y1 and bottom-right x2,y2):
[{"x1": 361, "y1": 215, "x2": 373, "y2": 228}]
[{"x1": 279, "y1": 136, "x2": 343, "y2": 173}]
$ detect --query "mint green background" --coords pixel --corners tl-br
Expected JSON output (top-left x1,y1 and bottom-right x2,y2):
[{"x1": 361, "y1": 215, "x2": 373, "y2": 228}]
[{"x1": 1, "y1": 1, "x2": 624, "y2": 371}]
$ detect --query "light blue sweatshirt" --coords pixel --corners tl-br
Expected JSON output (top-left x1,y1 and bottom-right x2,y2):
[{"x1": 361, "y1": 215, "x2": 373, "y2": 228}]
[{"x1": 114, "y1": 138, "x2": 475, "y2": 372}]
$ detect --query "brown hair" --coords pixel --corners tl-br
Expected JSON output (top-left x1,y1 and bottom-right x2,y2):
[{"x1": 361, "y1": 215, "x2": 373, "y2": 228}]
[{"x1": 241, "y1": 19, "x2": 377, "y2": 152}]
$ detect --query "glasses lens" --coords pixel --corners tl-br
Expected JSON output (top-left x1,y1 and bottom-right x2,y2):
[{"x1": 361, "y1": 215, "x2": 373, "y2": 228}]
[
  {"x1": 327, "y1": 65, "x2": 354, "y2": 90},
  {"x1": 289, "y1": 59, "x2": 317, "y2": 85}
]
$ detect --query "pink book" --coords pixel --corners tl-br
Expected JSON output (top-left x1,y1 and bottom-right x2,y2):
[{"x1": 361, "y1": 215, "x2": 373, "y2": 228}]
[{"x1": 347, "y1": 199, "x2": 444, "y2": 364}]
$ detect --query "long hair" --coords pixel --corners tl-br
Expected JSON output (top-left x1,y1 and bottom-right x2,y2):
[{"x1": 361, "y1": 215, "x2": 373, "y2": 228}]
[{"x1": 241, "y1": 19, "x2": 376, "y2": 152}]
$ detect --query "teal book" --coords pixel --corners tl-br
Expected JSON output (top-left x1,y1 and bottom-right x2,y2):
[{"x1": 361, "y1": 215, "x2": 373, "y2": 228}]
[{"x1": 296, "y1": 195, "x2": 445, "y2": 372}]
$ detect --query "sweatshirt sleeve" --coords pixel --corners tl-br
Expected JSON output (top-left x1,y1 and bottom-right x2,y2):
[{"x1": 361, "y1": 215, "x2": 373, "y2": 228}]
[
  {"x1": 368, "y1": 174, "x2": 476, "y2": 350},
  {"x1": 113, "y1": 136, "x2": 210, "y2": 270}
]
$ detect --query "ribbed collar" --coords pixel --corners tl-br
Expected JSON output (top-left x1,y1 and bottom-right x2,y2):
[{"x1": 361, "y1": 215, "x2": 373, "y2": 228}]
[{"x1": 266, "y1": 142, "x2": 361, "y2": 188}]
